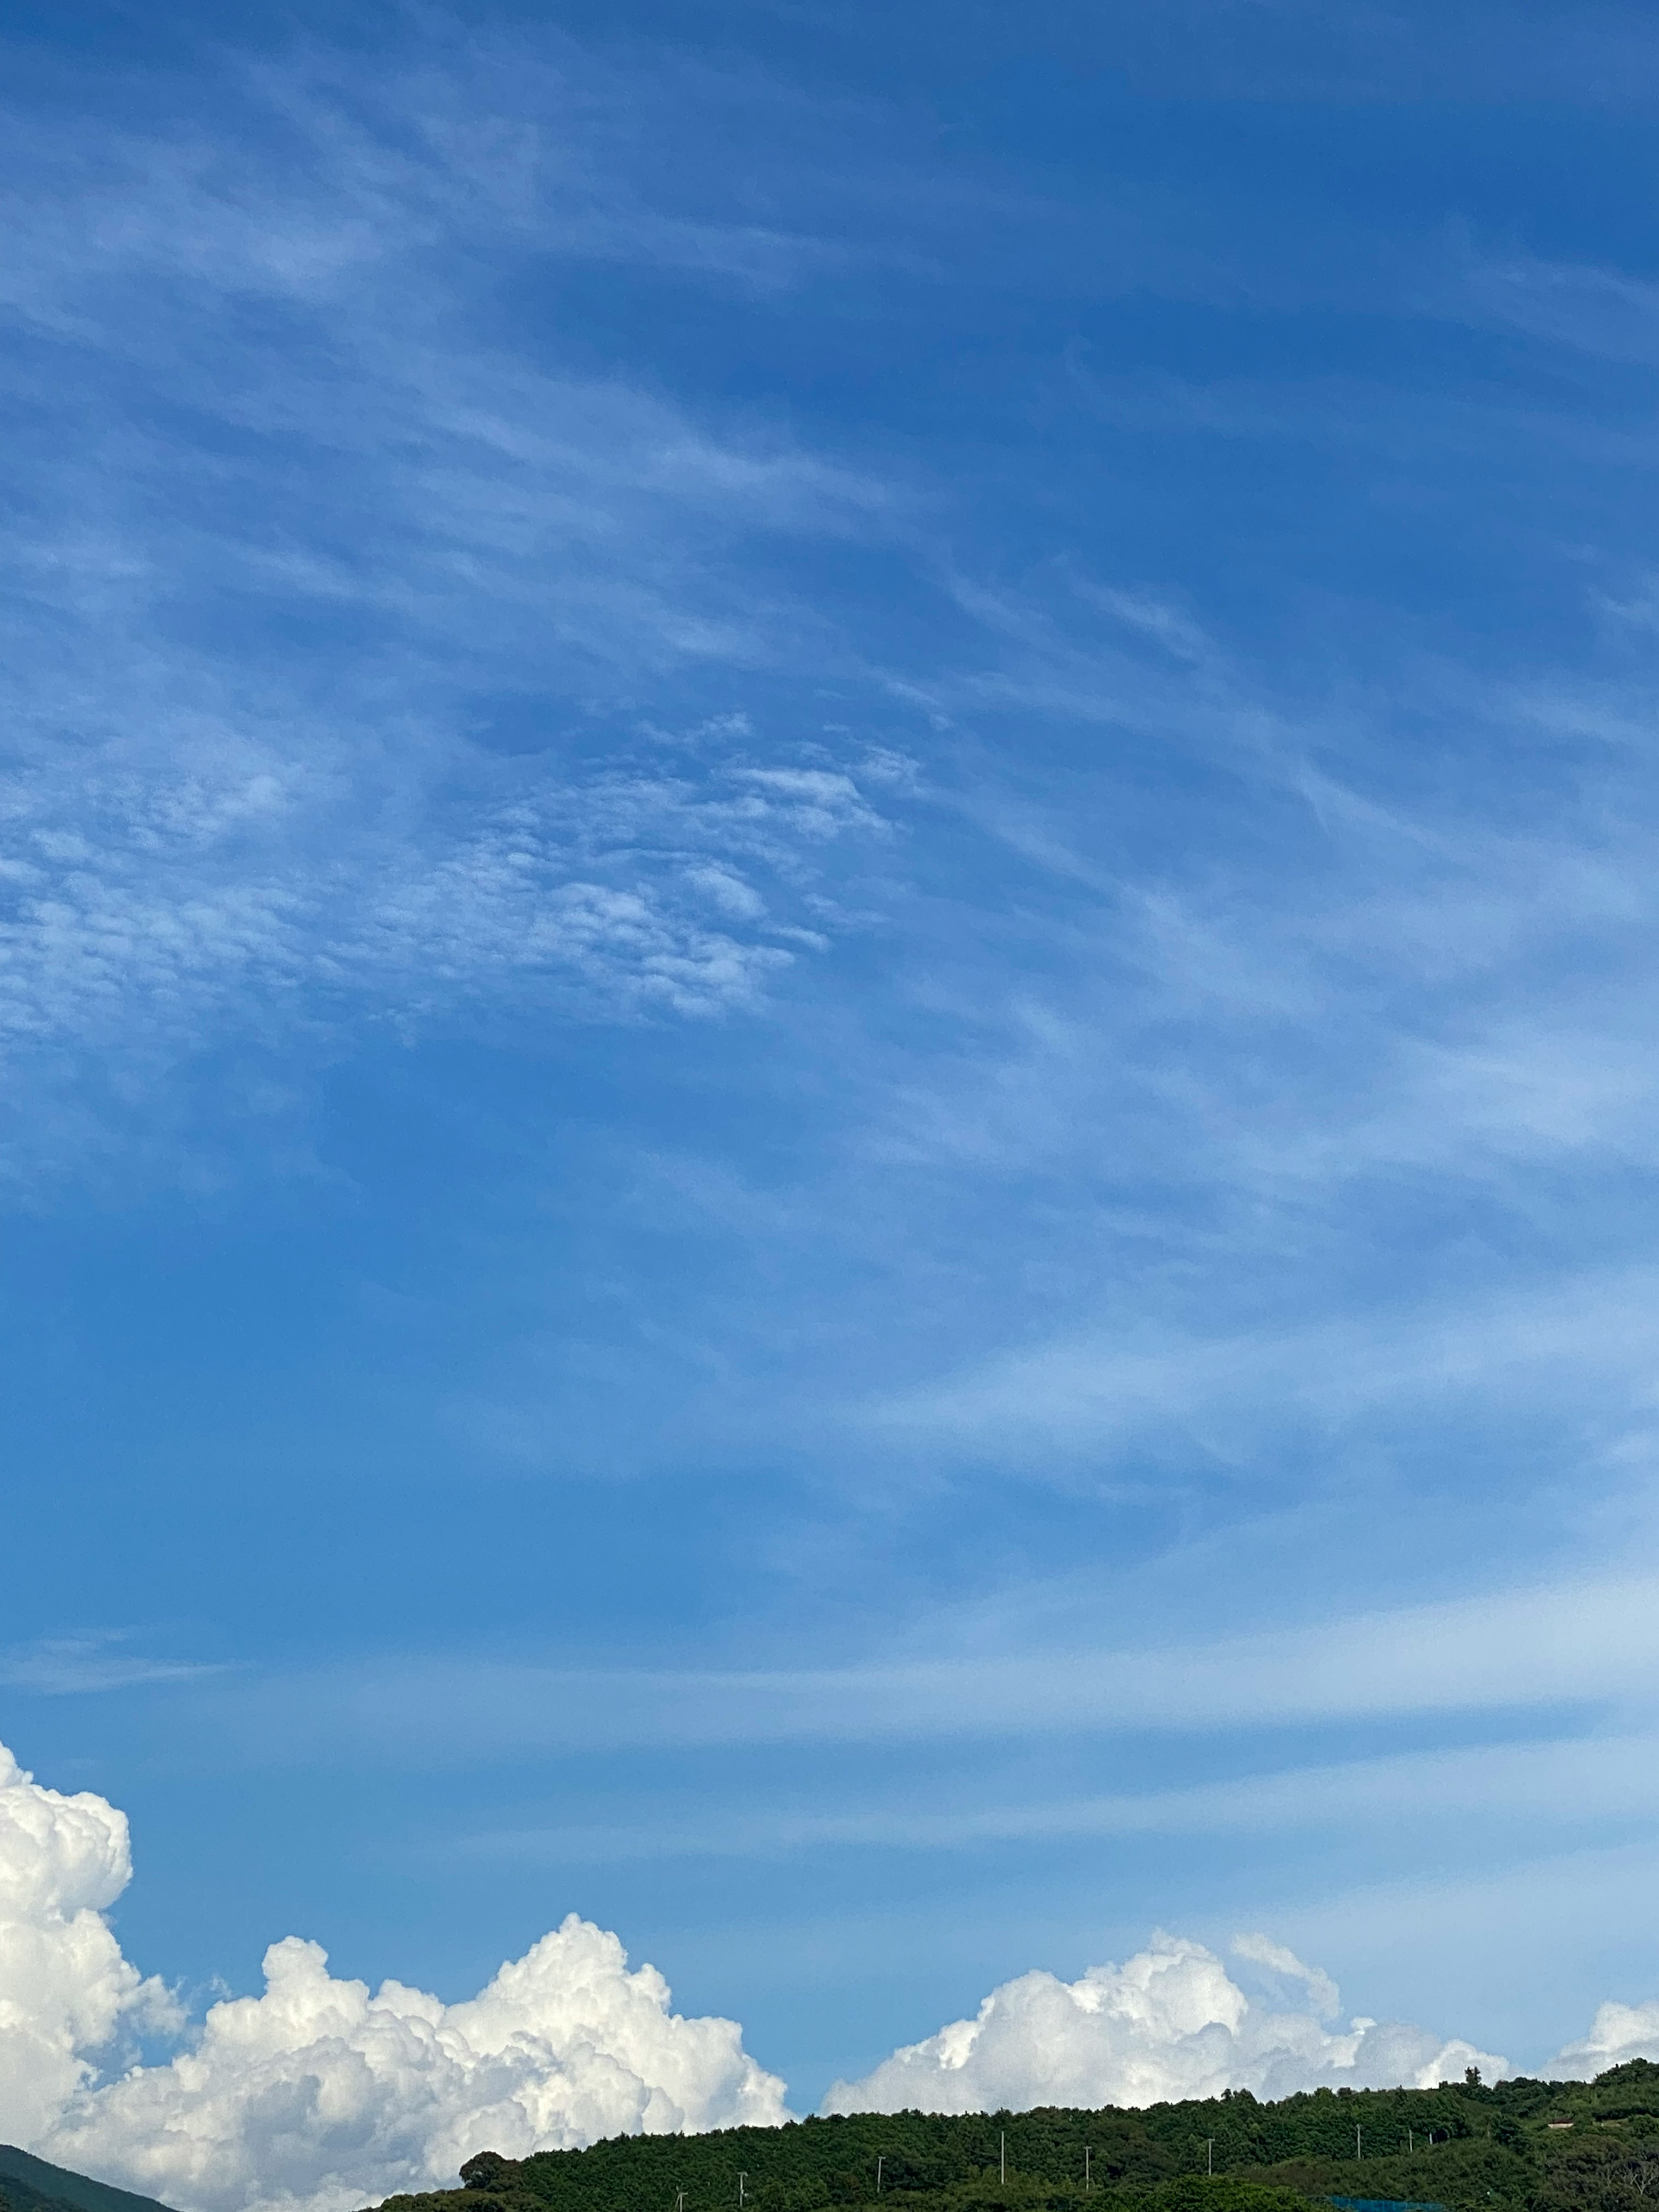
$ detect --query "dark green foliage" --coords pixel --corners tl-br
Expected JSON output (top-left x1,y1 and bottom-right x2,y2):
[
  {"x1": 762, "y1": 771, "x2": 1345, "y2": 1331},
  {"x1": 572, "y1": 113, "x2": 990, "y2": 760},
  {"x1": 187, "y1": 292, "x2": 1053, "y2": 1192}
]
[
  {"x1": 0, "y1": 2150, "x2": 175, "y2": 2212},
  {"x1": 369, "y1": 2063, "x2": 1659, "y2": 2212}
]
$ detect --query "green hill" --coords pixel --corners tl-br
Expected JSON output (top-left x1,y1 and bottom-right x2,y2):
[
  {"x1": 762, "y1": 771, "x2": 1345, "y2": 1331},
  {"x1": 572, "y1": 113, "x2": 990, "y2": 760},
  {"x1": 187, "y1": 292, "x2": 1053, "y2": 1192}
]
[
  {"x1": 370, "y1": 2062, "x2": 1659, "y2": 2212},
  {"x1": 0, "y1": 2145, "x2": 177, "y2": 2212}
]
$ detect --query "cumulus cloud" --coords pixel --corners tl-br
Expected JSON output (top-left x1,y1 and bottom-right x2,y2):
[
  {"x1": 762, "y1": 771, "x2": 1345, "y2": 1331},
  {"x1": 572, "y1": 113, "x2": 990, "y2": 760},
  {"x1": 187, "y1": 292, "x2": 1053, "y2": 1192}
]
[
  {"x1": 13, "y1": 1732, "x2": 1659, "y2": 2212},
  {"x1": 42, "y1": 1921, "x2": 787, "y2": 2212},
  {"x1": 0, "y1": 1742, "x2": 180, "y2": 2141},
  {"x1": 1554, "y1": 2000, "x2": 1659, "y2": 2077},
  {"x1": 824, "y1": 1935, "x2": 1504, "y2": 2114},
  {"x1": 0, "y1": 1738, "x2": 784, "y2": 2212}
]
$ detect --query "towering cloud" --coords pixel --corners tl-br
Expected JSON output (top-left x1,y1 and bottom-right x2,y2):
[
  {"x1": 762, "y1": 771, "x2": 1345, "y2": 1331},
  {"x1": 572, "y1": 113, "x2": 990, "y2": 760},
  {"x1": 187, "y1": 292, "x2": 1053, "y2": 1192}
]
[
  {"x1": 824, "y1": 1935, "x2": 1504, "y2": 2113},
  {"x1": 42, "y1": 1920, "x2": 788, "y2": 2212},
  {"x1": 0, "y1": 1738, "x2": 785, "y2": 2212},
  {"x1": 0, "y1": 1741, "x2": 179, "y2": 2141}
]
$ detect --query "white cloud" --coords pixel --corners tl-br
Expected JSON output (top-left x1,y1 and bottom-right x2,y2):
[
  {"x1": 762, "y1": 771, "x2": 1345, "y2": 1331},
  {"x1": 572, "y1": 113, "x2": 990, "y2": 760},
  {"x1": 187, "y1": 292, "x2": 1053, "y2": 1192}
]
[
  {"x1": 1227, "y1": 1934, "x2": 1340, "y2": 2021},
  {"x1": 0, "y1": 1738, "x2": 785, "y2": 2212},
  {"x1": 42, "y1": 1922, "x2": 788, "y2": 2212},
  {"x1": 824, "y1": 1935, "x2": 1503, "y2": 2115},
  {"x1": 1554, "y1": 1999, "x2": 1659, "y2": 2077},
  {"x1": 0, "y1": 1742, "x2": 179, "y2": 2142}
]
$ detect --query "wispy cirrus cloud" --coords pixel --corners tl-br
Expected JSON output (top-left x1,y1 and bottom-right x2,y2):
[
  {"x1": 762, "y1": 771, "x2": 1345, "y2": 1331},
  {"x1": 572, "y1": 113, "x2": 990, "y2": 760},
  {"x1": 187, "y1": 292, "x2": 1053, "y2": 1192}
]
[
  {"x1": 858, "y1": 1263, "x2": 1659, "y2": 1464},
  {"x1": 461, "y1": 1729, "x2": 1659, "y2": 1865},
  {"x1": 0, "y1": 41, "x2": 932, "y2": 1172},
  {"x1": 8, "y1": 16, "x2": 1659, "y2": 1214},
  {"x1": 136, "y1": 1567, "x2": 1659, "y2": 1768},
  {"x1": 0, "y1": 1638, "x2": 221, "y2": 1695}
]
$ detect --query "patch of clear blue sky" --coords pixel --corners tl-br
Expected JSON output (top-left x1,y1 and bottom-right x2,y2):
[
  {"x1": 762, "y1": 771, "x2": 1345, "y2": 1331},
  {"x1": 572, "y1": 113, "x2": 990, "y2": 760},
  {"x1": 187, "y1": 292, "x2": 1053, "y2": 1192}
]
[{"x1": 9, "y1": 0, "x2": 1659, "y2": 2105}]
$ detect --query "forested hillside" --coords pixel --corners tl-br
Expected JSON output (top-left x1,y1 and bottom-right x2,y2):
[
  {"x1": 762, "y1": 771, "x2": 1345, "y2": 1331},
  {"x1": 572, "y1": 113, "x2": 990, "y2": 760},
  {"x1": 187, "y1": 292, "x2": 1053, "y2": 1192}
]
[
  {"x1": 0, "y1": 2146, "x2": 175, "y2": 2212},
  {"x1": 374, "y1": 2063, "x2": 1659, "y2": 2212}
]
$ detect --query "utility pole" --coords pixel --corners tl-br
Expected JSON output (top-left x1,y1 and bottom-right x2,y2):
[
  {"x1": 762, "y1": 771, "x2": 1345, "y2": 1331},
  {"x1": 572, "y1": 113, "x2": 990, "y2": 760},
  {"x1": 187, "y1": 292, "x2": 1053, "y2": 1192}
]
[
  {"x1": 739, "y1": 2177, "x2": 747, "y2": 2206},
  {"x1": 675, "y1": 2195, "x2": 686, "y2": 2212},
  {"x1": 876, "y1": 2161, "x2": 883, "y2": 2195},
  {"x1": 1408, "y1": 2133, "x2": 1414, "y2": 2155},
  {"x1": 1207, "y1": 2142, "x2": 1214, "y2": 2177},
  {"x1": 1084, "y1": 2148, "x2": 1092, "y2": 2194},
  {"x1": 1001, "y1": 2133, "x2": 1007, "y2": 2186},
  {"x1": 1356, "y1": 2129, "x2": 1362, "y2": 2159}
]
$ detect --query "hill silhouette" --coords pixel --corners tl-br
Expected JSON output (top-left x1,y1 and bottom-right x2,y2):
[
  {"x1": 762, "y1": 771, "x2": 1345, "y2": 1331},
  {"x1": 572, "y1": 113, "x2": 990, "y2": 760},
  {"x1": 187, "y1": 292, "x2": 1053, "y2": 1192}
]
[
  {"x1": 371, "y1": 2063, "x2": 1659, "y2": 2212},
  {"x1": 0, "y1": 2145, "x2": 176, "y2": 2212}
]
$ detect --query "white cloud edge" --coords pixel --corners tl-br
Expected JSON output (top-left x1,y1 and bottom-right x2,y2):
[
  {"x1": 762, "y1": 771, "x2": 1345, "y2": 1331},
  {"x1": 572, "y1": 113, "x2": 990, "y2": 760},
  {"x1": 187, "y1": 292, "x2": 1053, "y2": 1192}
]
[{"x1": 823, "y1": 1934, "x2": 1507, "y2": 2115}]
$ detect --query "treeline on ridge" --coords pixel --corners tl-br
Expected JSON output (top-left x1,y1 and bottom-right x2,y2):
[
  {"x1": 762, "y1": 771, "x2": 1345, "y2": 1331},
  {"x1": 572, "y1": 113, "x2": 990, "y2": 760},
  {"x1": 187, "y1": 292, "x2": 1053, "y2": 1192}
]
[
  {"x1": 371, "y1": 2062, "x2": 1659, "y2": 2212},
  {"x1": 0, "y1": 2145, "x2": 175, "y2": 2212}
]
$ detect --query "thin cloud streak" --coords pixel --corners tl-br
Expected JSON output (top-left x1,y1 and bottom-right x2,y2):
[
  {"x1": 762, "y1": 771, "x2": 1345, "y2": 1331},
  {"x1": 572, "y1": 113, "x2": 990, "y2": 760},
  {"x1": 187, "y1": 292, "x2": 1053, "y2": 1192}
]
[
  {"x1": 857, "y1": 1264, "x2": 1659, "y2": 1461},
  {"x1": 168, "y1": 1569, "x2": 1659, "y2": 1763},
  {"x1": 0, "y1": 1640, "x2": 224, "y2": 1695},
  {"x1": 461, "y1": 1729, "x2": 1659, "y2": 1864}
]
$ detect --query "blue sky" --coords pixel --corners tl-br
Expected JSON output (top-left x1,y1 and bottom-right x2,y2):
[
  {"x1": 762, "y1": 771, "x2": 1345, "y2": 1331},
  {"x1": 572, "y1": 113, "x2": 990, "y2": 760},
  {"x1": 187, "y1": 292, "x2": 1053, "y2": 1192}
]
[{"x1": 9, "y1": 0, "x2": 1659, "y2": 2123}]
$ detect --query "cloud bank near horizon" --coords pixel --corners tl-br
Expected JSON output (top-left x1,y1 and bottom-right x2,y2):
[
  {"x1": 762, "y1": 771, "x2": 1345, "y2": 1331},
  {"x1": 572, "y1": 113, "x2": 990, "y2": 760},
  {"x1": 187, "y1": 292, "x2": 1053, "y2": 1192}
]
[
  {"x1": 824, "y1": 1936, "x2": 1503, "y2": 2115},
  {"x1": 6, "y1": 1737, "x2": 1659, "y2": 2212}
]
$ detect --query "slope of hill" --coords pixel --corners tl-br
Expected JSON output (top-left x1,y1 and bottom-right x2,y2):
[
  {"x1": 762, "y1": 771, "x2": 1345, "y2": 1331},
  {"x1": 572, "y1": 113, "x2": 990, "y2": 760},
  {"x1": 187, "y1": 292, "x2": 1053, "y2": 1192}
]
[
  {"x1": 0, "y1": 2145, "x2": 177, "y2": 2212},
  {"x1": 371, "y1": 2061, "x2": 1659, "y2": 2212}
]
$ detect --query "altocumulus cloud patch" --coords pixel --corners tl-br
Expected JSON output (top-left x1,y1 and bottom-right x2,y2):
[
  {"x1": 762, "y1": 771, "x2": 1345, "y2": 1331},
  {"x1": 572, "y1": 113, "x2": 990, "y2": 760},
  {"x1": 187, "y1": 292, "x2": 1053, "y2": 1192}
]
[{"x1": 0, "y1": 48, "x2": 918, "y2": 1180}]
